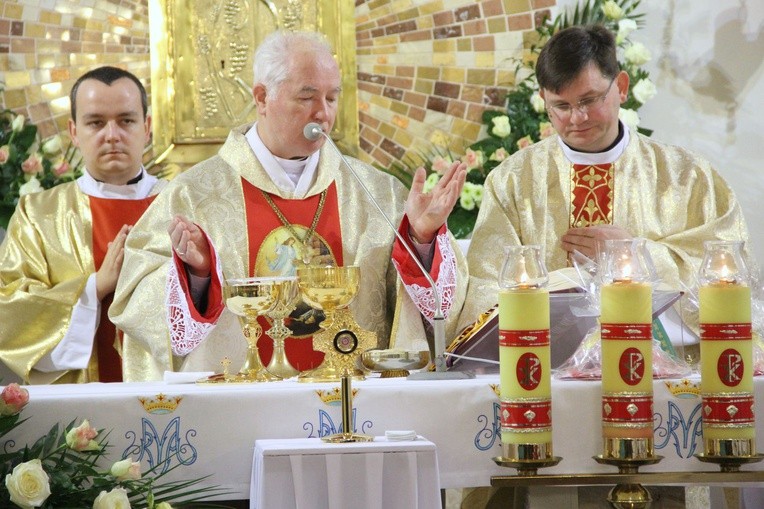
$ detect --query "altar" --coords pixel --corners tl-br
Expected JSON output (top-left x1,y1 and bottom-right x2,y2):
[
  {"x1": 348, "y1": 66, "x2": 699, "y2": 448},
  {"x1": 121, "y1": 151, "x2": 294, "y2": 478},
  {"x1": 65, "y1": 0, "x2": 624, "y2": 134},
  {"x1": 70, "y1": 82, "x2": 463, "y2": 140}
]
[{"x1": 3, "y1": 374, "x2": 763, "y2": 500}]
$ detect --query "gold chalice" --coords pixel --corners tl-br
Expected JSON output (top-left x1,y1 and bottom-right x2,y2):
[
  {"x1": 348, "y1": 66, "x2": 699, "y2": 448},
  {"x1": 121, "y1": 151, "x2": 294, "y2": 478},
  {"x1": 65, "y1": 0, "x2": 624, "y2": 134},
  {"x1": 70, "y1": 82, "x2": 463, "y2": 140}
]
[
  {"x1": 264, "y1": 276, "x2": 301, "y2": 379},
  {"x1": 223, "y1": 277, "x2": 281, "y2": 382},
  {"x1": 296, "y1": 265, "x2": 375, "y2": 382}
]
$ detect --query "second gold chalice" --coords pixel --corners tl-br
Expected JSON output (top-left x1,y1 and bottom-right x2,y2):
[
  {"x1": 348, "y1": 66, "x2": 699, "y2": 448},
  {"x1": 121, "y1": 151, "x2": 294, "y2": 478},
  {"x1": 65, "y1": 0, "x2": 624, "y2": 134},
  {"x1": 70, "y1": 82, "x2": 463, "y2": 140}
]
[
  {"x1": 264, "y1": 276, "x2": 301, "y2": 379},
  {"x1": 296, "y1": 265, "x2": 376, "y2": 382},
  {"x1": 223, "y1": 277, "x2": 282, "y2": 382}
]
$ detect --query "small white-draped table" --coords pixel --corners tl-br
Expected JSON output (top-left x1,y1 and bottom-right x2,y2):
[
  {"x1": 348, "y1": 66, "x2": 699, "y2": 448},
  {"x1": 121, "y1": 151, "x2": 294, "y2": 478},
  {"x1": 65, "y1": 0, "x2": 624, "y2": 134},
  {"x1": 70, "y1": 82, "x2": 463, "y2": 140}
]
[{"x1": 251, "y1": 437, "x2": 440, "y2": 509}]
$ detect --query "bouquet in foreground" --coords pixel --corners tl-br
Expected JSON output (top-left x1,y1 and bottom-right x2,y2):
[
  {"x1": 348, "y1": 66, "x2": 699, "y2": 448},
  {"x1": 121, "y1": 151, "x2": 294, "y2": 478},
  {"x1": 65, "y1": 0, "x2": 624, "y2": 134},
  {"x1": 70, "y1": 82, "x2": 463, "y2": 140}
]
[{"x1": 1, "y1": 383, "x2": 229, "y2": 509}]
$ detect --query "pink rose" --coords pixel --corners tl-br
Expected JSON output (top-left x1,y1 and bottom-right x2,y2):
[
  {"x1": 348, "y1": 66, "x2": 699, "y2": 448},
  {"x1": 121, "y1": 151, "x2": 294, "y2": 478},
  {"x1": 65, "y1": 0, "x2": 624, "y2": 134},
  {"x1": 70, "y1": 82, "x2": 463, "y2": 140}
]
[
  {"x1": 431, "y1": 156, "x2": 453, "y2": 175},
  {"x1": 52, "y1": 160, "x2": 70, "y2": 177},
  {"x1": 0, "y1": 383, "x2": 30, "y2": 416},
  {"x1": 65, "y1": 420, "x2": 101, "y2": 451},
  {"x1": 539, "y1": 122, "x2": 556, "y2": 139},
  {"x1": 21, "y1": 153, "x2": 43, "y2": 175},
  {"x1": 516, "y1": 135, "x2": 534, "y2": 150},
  {"x1": 460, "y1": 148, "x2": 484, "y2": 170},
  {"x1": 0, "y1": 145, "x2": 9, "y2": 164}
]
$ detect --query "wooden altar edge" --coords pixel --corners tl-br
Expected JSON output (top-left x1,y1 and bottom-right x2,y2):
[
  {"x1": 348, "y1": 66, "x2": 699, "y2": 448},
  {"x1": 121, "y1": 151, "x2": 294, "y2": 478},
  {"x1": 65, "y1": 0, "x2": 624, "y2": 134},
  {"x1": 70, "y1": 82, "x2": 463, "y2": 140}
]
[{"x1": 491, "y1": 470, "x2": 764, "y2": 487}]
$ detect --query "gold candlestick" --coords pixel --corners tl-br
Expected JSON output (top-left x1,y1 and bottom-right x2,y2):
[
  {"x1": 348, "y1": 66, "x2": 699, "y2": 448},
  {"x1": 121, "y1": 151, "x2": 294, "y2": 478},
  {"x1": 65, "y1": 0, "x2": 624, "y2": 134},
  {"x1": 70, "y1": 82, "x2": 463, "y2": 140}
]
[{"x1": 322, "y1": 368, "x2": 373, "y2": 443}]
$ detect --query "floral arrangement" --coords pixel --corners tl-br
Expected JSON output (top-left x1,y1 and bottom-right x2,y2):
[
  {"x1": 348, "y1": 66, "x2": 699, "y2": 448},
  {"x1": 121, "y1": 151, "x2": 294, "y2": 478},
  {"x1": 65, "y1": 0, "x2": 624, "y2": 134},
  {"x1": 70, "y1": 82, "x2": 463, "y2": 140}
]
[
  {"x1": 0, "y1": 383, "x2": 228, "y2": 509},
  {"x1": 418, "y1": 0, "x2": 654, "y2": 238},
  {"x1": 0, "y1": 104, "x2": 82, "y2": 230}
]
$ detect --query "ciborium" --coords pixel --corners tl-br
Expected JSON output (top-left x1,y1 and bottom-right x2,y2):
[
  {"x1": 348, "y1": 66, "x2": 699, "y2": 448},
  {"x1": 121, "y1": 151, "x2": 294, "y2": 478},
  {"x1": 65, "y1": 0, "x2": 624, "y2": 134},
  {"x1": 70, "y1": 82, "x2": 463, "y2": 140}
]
[
  {"x1": 296, "y1": 265, "x2": 376, "y2": 382},
  {"x1": 264, "y1": 276, "x2": 301, "y2": 379},
  {"x1": 222, "y1": 277, "x2": 282, "y2": 382}
]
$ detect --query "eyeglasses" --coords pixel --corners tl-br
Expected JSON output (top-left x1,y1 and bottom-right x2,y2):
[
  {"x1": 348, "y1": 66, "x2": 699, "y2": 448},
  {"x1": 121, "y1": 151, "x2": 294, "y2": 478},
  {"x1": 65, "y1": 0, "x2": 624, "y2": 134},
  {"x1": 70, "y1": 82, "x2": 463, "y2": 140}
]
[{"x1": 546, "y1": 77, "x2": 616, "y2": 121}]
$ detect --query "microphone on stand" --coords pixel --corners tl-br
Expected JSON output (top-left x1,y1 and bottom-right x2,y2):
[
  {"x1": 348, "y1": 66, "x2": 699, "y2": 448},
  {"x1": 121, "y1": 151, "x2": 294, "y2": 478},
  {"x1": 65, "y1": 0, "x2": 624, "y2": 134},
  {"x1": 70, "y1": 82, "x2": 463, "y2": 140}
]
[{"x1": 304, "y1": 122, "x2": 471, "y2": 379}]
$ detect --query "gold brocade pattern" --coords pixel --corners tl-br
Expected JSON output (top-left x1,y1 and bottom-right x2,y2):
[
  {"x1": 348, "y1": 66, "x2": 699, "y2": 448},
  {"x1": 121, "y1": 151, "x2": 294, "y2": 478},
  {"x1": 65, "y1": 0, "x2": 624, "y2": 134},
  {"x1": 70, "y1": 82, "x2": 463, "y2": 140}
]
[
  {"x1": 457, "y1": 133, "x2": 753, "y2": 336},
  {"x1": 0, "y1": 181, "x2": 166, "y2": 384},
  {"x1": 570, "y1": 163, "x2": 614, "y2": 227},
  {"x1": 111, "y1": 124, "x2": 470, "y2": 381}
]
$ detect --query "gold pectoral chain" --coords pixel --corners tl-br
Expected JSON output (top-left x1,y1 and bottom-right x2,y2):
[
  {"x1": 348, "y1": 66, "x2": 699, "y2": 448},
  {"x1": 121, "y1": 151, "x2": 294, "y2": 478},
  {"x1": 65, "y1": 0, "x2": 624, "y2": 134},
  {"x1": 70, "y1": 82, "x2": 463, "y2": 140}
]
[{"x1": 260, "y1": 189, "x2": 327, "y2": 265}]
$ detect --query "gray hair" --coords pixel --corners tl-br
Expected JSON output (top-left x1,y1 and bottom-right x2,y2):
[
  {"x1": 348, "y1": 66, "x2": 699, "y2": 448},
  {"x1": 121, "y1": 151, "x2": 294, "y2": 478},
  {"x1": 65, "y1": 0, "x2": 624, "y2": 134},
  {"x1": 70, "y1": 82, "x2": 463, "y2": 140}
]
[{"x1": 253, "y1": 31, "x2": 334, "y2": 97}]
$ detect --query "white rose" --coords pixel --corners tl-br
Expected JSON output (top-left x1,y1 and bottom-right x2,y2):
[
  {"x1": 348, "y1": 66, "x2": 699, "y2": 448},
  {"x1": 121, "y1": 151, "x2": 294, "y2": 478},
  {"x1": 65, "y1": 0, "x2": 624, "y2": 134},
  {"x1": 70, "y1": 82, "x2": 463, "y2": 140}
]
[
  {"x1": 601, "y1": 0, "x2": 624, "y2": 20},
  {"x1": 19, "y1": 177, "x2": 44, "y2": 197},
  {"x1": 110, "y1": 458, "x2": 141, "y2": 481},
  {"x1": 42, "y1": 135, "x2": 62, "y2": 155},
  {"x1": 530, "y1": 92, "x2": 546, "y2": 114},
  {"x1": 490, "y1": 115, "x2": 511, "y2": 138},
  {"x1": 616, "y1": 19, "x2": 638, "y2": 44},
  {"x1": 11, "y1": 114, "x2": 25, "y2": 132},
  {"x1": 619, "y1": 108, "x2": 640, "y2": 131},
  {"x1": 155, "y1": 503, "x2": 174, "y2": 509},
  {"x1": 624, "y1": 42, "x2": 652, "y2": 66},
  {"x1": 5, "y1": 459, "x2": 52, "y2": 509},
  {"x1": 93, "y1": 487, "x2": 131, "y2": 509},
  {"x1": 632, "y1": 78, "x2": 657, "y2": 104}
]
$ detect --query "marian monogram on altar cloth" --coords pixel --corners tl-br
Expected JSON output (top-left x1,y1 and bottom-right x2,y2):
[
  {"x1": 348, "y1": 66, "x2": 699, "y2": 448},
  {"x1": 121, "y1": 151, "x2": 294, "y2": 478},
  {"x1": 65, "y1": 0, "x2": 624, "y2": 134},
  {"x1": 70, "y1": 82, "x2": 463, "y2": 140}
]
[{"x1": 570, "y1": 163, "x2": 614, "y2": 228}]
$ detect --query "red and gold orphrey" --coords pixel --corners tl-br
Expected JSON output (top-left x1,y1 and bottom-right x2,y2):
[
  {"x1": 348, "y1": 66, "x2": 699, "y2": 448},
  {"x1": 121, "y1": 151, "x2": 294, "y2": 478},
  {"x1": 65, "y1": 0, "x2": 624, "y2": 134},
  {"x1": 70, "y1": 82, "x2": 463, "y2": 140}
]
[{"x1": 570, "y1": 163, "x2": 614, "y2": 228}]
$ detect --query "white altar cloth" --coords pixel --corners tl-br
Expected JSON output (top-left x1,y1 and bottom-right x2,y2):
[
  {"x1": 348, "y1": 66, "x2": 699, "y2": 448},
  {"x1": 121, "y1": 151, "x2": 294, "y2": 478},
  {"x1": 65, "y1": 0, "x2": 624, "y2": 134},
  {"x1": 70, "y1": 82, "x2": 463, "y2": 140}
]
[
  {"x1": 251, "y1": 437, "x2": 440, "y2": 509},
  {"x1": 2, "y1": 375, "x2": 762, "y2": 500}
]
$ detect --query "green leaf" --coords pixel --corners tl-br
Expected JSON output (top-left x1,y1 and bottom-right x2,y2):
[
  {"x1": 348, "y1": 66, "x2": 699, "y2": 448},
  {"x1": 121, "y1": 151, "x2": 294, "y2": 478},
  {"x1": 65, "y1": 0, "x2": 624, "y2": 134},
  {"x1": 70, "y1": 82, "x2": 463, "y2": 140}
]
[{"x1": 447, "y1": 207, "x2": 478, "y2": 239}]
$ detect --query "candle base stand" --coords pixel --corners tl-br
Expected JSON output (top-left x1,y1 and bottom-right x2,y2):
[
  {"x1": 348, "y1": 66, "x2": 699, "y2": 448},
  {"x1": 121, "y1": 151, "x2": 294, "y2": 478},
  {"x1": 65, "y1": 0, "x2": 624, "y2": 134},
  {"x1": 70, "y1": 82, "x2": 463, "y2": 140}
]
[
  {"x1": 593, "y1": 454, "x2": 663, "y2": 509},
  {"x1": 594, "y1": 437, "x2": 663, "y2": 509},
  {"x1": 322, "y1": 369, "x2": 373, "y2": 444},
  {"x1": 695, "y1": 438, "x2": 764, "y2": 472},
  {"x1": 492, "y1": 443, "x2": 561, "y2": 477}
]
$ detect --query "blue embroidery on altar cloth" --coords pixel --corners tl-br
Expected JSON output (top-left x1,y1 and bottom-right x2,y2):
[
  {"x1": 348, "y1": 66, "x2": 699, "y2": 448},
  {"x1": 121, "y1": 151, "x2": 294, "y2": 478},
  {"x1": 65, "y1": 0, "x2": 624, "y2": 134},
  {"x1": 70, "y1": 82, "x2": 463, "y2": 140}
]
[{"x1": 122, "y1": 417, "x2": 198, "y2": 473}]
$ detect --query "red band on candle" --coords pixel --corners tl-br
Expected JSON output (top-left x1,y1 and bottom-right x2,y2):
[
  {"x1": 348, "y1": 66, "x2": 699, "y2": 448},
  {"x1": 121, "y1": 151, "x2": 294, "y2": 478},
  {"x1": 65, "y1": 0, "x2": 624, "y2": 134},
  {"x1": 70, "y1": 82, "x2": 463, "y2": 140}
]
[
  {"x1": 499, "y1": 329, "x2": 550, "y2": 347},
  {"x1": 702, "y1": 395, "x2": 755, "y2": 425},
  {"x1": 601, "y1": 323, "x2": 652, "y2": 340},
  {"x1": 601, "y1": 395, "x2": 654, "y2": 423},
  {"x1": 700, "y1": 323, "x2": 752, "y2": 341},
  {"x1": 500, "y1": 400, "x2": 552, "y2": 429}
]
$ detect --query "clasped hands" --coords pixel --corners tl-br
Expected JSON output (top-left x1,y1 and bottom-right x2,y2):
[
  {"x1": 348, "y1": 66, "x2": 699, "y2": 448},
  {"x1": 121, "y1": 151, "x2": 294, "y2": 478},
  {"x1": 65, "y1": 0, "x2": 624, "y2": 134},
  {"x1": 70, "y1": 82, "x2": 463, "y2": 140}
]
[{"x1": 560, "y1": 223, "x2": 632, "y2": 260}]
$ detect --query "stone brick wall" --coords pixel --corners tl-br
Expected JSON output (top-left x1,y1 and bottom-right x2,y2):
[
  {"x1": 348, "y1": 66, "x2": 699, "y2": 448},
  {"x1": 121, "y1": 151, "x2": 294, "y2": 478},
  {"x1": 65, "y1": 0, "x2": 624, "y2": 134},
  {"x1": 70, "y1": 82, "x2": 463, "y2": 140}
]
[
  {"x1": 354, "y1": 0, "x2": 554, "y2": 171},
  {"x1": 0, "y1": 0, "x2": 152, "y2": 158},
  {"x1": 1, "y1": 0, "x2": 553, "y2": 171}
]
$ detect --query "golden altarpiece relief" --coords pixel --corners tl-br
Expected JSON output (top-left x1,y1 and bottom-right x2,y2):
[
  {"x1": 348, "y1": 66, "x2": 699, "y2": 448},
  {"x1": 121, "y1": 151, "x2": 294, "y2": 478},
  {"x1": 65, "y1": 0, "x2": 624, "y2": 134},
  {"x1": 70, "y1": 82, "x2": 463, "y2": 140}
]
[{"x1": 148, "y1": 0, "x2": 358, "y2": 168}]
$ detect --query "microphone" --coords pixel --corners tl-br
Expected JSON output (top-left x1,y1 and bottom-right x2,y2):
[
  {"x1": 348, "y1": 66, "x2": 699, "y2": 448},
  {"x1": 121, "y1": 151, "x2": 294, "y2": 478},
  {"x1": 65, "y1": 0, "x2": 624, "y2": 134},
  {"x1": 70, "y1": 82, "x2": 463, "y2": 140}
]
[{"x1": 304, "y1": 122, "x2": 463, "y2": 377}]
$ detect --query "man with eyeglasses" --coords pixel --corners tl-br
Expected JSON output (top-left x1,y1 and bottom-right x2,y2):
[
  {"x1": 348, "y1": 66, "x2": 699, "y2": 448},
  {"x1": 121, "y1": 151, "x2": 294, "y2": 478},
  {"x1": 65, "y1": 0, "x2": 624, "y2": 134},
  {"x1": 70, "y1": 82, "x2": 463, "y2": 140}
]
[
  {"x1": 457, "y1": 24, "x2": 752, "y2": 334},
  {"x1": 455, "y1": 23, "x2": 753, "y2": 509}
]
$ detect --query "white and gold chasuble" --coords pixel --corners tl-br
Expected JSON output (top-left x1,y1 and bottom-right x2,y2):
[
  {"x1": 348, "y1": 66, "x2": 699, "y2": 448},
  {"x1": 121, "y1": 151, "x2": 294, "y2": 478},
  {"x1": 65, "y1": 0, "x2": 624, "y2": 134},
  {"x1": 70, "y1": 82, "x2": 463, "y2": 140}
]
[
  {"x1": 457, "y1": 129, "x2": 752, "y2": 333},
  {"x1": 0, "y1": 179, "x2": 165, "y2": 383},
  {"x1": 111, "y1": 124, "x2": 468, "y2": 381}
]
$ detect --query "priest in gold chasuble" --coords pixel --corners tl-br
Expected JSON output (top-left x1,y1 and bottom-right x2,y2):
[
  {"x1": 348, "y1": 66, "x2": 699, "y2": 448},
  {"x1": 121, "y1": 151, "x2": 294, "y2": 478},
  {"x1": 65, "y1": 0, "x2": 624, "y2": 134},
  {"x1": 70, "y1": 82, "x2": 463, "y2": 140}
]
[
  {"x1": 457, "y1": 25, "x2": 753, "y2": 334},
  {"x1": 110, "y1": 31, "x2": 468, "y2": 381},
  {"x1": 0, "y1": 67, "x2": 163, "y2": 384}
]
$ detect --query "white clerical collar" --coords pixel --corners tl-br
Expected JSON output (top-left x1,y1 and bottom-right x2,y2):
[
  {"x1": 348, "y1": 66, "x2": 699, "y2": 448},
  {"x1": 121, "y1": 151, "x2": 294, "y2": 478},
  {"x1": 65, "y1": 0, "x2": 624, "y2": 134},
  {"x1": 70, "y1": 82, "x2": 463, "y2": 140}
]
[
  {"x1": 76, "y1": 167, "x2": 157, "y2": 199},
  {"x1": 245, "y1": 123, "x2": 319, "y2": 199},
  {"x1": 558, "y1": 121, "x2": 631, "y2": 165}
]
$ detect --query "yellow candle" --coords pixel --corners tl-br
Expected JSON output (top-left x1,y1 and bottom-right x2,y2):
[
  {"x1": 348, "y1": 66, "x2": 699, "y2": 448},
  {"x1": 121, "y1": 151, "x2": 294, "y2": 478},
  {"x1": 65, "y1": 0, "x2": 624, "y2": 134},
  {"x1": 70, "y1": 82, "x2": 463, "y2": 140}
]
[
  {"x1": 498, "y1": 289, "x2": 551, "y2": 447},
  {"x1": 600, "y1": 281, "x2": 653, "y2": 440},
  {"x1": 699, "y1": 283, "x2": 754, "y2": 445}
]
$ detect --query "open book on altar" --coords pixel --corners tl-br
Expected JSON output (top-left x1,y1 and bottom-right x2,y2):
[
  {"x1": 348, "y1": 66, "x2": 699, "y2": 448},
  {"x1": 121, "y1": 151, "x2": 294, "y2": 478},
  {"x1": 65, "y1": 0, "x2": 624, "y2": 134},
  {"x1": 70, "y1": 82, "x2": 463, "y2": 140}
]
[{"x1": 446, "y1": 268, "x2": 682, "y2": 373}]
